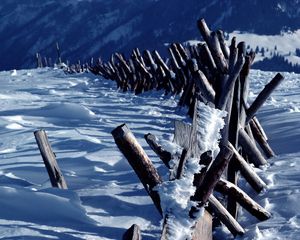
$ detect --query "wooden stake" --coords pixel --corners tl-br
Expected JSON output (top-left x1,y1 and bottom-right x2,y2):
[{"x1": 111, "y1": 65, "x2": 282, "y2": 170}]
[{"x1": 34, "y1": 130, "x2": 67, "y2": 189}]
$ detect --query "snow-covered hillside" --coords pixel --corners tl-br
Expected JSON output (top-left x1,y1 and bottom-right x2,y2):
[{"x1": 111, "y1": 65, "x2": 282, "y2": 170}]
[
  {"x1": 1, "y1": 0, "x2": 300, "y2": 71},
  {"x1": 0, "y1": 68, "x2": 299, "y2": 239}
]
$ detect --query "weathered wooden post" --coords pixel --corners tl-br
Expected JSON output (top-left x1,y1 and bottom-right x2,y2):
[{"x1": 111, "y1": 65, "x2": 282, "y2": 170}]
[
  {"x1": 111, "y1": 124, "x2": 163, "y2": 215},
  {"x1": 34, "y1": 130, "x2": 67, "y2": 189}
]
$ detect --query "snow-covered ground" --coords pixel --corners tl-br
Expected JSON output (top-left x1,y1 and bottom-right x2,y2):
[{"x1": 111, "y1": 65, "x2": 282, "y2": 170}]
[
  {"x1": 227, "y1": 30, "x2": 300, "y2": 66},
  {"x1": 0, "y1": 68, "x2": 299, "y2": 239}
]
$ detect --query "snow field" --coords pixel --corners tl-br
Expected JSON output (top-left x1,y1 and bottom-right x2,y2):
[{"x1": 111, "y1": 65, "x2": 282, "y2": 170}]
[{"x1": 0, "y1": 68, "x2": 299, "y2": 239}]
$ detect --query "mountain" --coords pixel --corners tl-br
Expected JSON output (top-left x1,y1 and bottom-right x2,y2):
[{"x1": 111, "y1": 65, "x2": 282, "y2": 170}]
[{"x1": 0, "y1": 0, "x2": 300, "y2": 70}]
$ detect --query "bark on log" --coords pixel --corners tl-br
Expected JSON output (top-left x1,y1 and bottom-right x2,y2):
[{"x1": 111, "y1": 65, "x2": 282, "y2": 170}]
[
  {"x1": 111, "y1": 124, "x2": 163, "y2": 215},
  {"x1": 238, "y1": 128, "x2": 267, "y2": 167},
  {"x1": 246, "y1": 73, "x2": 284, "y2": 123},
  {"x1": 216, "y1": 179, "x2": 271, "y2": 221},
  {"x1": 34, "y1": 130, "x2": 68, "y2": 189}
]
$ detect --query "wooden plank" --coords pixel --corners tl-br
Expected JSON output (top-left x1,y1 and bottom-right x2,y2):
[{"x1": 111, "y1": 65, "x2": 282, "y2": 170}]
[
  {"x1": 34, "y1": 130, "x2": 68, "y2": 189},
  {"x1": 111, "y1": 124, "x2": 163, "y2": 215}
]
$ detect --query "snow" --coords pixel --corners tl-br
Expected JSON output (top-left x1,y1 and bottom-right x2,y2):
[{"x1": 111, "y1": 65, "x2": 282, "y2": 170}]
[
  {"x1": 0, "y1": 67, "x2": 299, "y2": 239},
  {"x1": 227, "y1": 30, "x2": 300, "y2": 65}
]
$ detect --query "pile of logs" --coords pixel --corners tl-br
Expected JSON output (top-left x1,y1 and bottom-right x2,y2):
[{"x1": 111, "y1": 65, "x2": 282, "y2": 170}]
[{"x1": 108, "y1": 18, "x2": 285, "y2": 239}]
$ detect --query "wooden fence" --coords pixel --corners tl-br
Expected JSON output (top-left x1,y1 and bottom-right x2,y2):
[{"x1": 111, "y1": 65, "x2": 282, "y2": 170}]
[{"x1": 33, "y1": 18, "x2": 284, "y2": 239}]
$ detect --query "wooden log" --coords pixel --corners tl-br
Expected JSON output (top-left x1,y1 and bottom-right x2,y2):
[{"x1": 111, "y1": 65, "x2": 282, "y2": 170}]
[
  {"x1": 253, "y1": 116, "x2": 268, "y2": 141},
  {"x1": 199, "y1": 43, "x2": 218, "y2": 77},
  {"x1": 246, "y1": 73, "x2": 284, "y2": 123},
  {"x1": 239, "y1": 55, "x2": 252, "y2": 125},
  {"x1": 175, "y1": 148, "x2": 188, "y2": 179},
  {"x1": 115, "y1": 53, "x2": 132, "y2": 76},
  {"x1": 34, "y1": 130, "x2": 68, "y2": 189},
  {"x1": 249, "y1": 119, "x2": 275, "y2": 158},
  {"x1": 197, "y1": 19, "x2": 228, "y2": 73},
  {"x1": 216, "y1": 53, "x2": 245, "y2": 110},
  {"x1": 216, "y1": 30, "x2": 230, "y2": 59},
  {"x1": 228, "y1": 37, "x2": 237, "y2": 75},
  {"x1": 226, "y1": 78, "x2": 241, "y2": 219},
  {"x1": 111, "y1": 124, "x2": 163, "y2": 215},
  {"x1": 176, "y1": 43, "x2": 189, "y2": 62},
  {"x1": 228, "y1": 142, "x2": 266, "y2": 192},
  {"x1": 192, "y1": 145, "x2": 233, "y2": 205},
  {"x1": 144, "y1": 133, "x2": 172, "y2": 168},
  {"x1": 191, "y1": 67, "x2": 216, "y2": 104},
  {"x1": 123, "y1": 224, "x2": 141, "y2": 240},
  {"x1": 133, "y1": 48, "x2": 146, "y2": 67},
  {"x1": 208, "y1": 195, "x2": 245, "y2": 236},
  {"x1": 216, "y1": 179, "x2": 271, "y2": 221},
  {"x1": 170, "y1": 44, "x2": 187, "y2": 69},
  {"x1": 238, "y1": 128, "x2": 267, "y2": 167}
]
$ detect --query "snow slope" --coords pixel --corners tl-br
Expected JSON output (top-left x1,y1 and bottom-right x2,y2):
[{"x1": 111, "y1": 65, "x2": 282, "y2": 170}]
[{"x1": 0, "y1": 68, "x2": 299, "y2": 239}]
